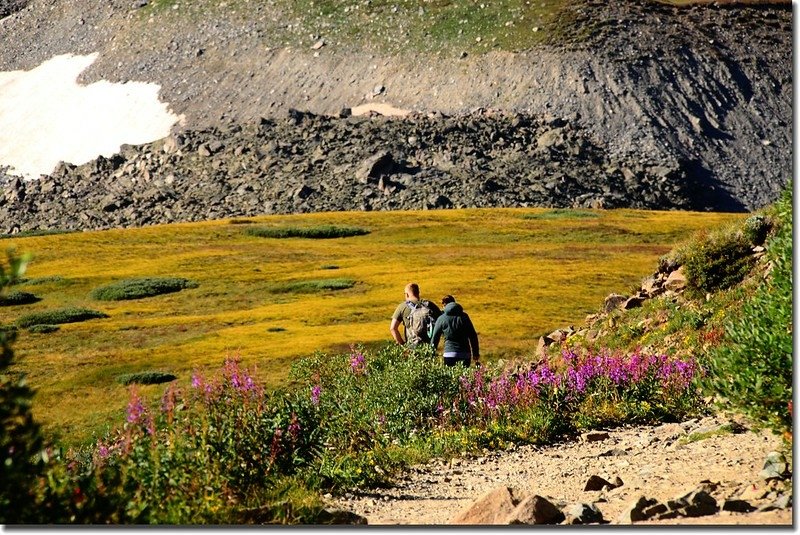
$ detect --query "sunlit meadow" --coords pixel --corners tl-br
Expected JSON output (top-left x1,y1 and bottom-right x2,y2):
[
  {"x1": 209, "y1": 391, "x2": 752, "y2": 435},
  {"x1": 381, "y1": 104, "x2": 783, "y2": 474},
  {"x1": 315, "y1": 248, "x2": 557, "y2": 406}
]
[{"x1": 2, "y1": 207, "x2": 743, "y2": 445}]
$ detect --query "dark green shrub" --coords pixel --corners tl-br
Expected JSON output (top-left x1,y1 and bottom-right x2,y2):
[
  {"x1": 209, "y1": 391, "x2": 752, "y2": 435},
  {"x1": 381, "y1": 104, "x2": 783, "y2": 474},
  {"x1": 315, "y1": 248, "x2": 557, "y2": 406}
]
[
  {"x1": 1, "y1": 249, "x2": 48, "y2": 524},
  {"x1": 116, "y1": 371, "x2": 177, "y2": 386},
  {"x1": 0, "y1": 290, "x2": 40, "y2": 306},
  {"x1": 320, "y1": 265, "x2": 340, "y2": 270},
  {"x1": 16, "y1": 307, "x2": 108, "y2": 328},
  {"x1": 28, "y1": 324, "x2": 60, "y2": 334},
  {"x1": 704, "y1": 187, "x2": 792, "y2": 435},
  {"x1": 245, "y1": 225, "x2": 370, "y2": 239},
  {"x1": 742, "y1": 214, "x2": 771, "y2": 246},
  {"x1": 268, "y1": 279, "x2": 356, "y2": 294},
  {"x1": 522, "y1": 209, "x2": 600, "y2": 220},
  {"x1": 682, "y1": 230, "x2": 754, "y2": 294},
  {"x1": 90, "y1": 277, "x2": 199, "y2": 301}
]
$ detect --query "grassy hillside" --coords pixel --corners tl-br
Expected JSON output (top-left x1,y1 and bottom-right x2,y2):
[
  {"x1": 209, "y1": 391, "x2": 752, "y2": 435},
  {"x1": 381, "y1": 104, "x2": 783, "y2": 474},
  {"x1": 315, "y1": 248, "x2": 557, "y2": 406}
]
[
  {"x1": 2, "y1": 207, "x2": 743, "y2": 446},
  {"x1": 141, "y1": 0, "x2": 790, "y2": 55}
]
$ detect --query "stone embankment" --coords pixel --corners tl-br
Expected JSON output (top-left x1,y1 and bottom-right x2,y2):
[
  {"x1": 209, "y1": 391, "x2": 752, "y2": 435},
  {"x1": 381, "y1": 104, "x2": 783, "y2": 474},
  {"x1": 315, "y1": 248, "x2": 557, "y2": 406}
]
[{"x1": 1, "y1": 109, "x2": 706, "y2": 234}]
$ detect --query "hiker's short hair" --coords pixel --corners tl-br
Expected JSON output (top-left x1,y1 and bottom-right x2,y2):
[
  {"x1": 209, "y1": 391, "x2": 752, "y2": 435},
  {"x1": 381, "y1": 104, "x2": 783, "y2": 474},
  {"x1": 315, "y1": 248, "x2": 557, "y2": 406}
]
[
  {"x1": 405, "y1": 283, "x2": 420, "y2": 299},
  {"x1": 441, "y1": 294, "x2": 455, "y2": 306}
]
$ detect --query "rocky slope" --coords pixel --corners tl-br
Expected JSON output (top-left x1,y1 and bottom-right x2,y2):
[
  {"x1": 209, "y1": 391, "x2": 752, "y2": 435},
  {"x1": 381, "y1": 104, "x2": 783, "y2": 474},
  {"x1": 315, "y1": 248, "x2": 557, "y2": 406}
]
[{"x1": 0, "y1": 0, "x2": 792, "y2": 232}]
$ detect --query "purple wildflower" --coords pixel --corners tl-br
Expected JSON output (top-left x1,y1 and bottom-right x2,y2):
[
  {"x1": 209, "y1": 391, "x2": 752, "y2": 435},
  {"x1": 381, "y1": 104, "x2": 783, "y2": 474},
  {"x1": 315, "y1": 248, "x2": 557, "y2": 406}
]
[
  {"x1": 349, "y1": 347, "x2": 367, "y2": 375},
  {"x1": 126, "y1": 388, "x2": 146, "y2": 424},
  {"x1": 311, "y1": 384, "x2": 322, "y2": 405}
]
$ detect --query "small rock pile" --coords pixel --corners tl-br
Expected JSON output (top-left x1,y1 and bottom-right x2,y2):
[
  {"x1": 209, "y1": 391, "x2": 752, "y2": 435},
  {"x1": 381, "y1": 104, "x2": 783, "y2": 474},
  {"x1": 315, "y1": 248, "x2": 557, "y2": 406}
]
[
  {"x1": 536, "y1": 242, "x2": 771, "y2": 356},
  {"x1": 1, "y1": 108, "x2": 706, "y2": 234}
]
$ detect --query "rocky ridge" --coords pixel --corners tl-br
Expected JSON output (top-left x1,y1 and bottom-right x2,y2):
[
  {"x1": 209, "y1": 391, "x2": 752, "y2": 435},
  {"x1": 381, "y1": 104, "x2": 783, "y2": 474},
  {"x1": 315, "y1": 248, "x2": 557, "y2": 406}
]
[
  {"x1": 1, "y1": 108, "x2": 708, "y2": 233},
  {"x1": 0, "y1": 0, "x2": 793, "y2": 232}
]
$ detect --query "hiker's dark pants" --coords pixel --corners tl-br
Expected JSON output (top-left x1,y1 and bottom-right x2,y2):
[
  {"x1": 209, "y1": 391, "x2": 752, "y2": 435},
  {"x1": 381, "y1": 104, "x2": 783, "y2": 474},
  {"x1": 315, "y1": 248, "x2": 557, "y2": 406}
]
[{"x1": 443, "y1": 352, "x2": 471, "y2": 367}]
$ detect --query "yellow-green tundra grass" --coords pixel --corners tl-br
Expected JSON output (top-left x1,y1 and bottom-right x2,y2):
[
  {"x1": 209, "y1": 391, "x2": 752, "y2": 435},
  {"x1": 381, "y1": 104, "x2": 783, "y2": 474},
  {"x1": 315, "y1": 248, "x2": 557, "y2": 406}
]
[{"x1": 3, "y1": 207, "x2": 743, "y2": 446}]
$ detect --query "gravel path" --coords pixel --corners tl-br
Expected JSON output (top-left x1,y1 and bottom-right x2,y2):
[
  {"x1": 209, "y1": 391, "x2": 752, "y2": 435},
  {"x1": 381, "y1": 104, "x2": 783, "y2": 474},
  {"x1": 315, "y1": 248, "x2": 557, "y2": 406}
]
[{"x1": 331, "y1": 415, "x2": 792, "y2": 525}]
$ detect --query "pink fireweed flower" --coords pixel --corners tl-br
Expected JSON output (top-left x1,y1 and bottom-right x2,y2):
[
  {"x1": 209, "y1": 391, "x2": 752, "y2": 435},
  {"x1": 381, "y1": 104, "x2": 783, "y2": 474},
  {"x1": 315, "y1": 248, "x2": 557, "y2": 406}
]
[
  {"x1": 349, "y1": 347, "x2": 367, "y2": 375},
  {"x1": 269, "y1": 427, "x2": 283, "y2": 464},
  {"x1": 288, "y1": 413, "x2": 301, "y2": 444},
  {"x1": 311, "y1": 384, "x2": 322, "y2": 405},
  {"x1": 126, "y1": 388, "x2": 147, "y2": 424},
  {"x1": 97, "y1": 443, "x2": 110, "y2": 459}
]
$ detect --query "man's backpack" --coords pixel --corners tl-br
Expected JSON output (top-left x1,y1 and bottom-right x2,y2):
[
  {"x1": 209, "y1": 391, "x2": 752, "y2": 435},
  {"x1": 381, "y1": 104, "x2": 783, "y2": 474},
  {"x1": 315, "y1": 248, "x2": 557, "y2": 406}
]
[{"x1": 406, "y1": 300, "x2": 435, "y2": 345}]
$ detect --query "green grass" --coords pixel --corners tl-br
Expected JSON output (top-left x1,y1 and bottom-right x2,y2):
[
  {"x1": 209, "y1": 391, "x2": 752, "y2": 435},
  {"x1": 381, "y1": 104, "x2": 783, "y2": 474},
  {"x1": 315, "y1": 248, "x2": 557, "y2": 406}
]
[
  {"x1": 15, "y1": 307, "x2": 109, "y2": 328},
  {"x1": 137, "y1": 0, "x2": 789, "y2": 57},
  {"x1": 116, "y1": 371, "x2": 178, "y2": 386},
  {"x1": 2, "y1": 207, "x2": 743, "y2": 446},
  {"x1": 522, "y1": 209, "x2": 601, "y2": 220},
  {"x1": 678, "y1": 424, "x2": 735, "y2": 445},
  {"x1": 27, "y1": 324, "x2": 60, "y2": 334},
  {"x1": 90, "y1": 277, "x2": 199, "y2": 301},
  {"x1": 0, "y1": 229, "x2": 77, "y2": 240},
  {"x1": 245, "y1": 225, "x2": 370, "y2": 240}
]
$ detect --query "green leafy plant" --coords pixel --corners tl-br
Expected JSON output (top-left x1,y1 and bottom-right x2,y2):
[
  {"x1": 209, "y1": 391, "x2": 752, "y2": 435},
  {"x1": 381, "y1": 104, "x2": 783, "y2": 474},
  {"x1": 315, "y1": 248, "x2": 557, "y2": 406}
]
[
  {"x1": 245, "y1": 226, "x2": 370, "y2": 239},
  {"x1": 704, "y1": 187, "x2": 792, "y2": 435},
  {"x1": 90, "y1": 277, "x2": 199, "y2": 301},
  {"x1": 16, "y1": 307, "x2": 108, "y2": 328},
  {"x1": 0, "y1": 249, "x2": 48, "y2": 524}
]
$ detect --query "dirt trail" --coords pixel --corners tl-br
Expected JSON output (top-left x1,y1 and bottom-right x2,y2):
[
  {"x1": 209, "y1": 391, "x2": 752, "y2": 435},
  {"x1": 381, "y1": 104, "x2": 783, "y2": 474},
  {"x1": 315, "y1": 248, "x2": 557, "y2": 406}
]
[{"x1": 331, "y1": 415, "x2": 792, "y2": 525}]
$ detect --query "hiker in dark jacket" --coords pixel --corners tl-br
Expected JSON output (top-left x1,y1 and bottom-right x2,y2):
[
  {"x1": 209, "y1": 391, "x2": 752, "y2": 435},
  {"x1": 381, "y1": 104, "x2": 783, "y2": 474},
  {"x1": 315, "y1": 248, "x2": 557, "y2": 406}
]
[{"x1": 430, "y1": 295, "x2": 480, "y2": 367}]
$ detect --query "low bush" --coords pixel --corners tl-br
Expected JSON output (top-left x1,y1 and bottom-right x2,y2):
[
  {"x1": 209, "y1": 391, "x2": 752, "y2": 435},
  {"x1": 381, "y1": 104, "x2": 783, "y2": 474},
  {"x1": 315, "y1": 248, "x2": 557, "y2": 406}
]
[
  {"x1": 116, "y1": 371, "x2": 178, "y2": 386},
  {"x1": 27, "y1": 324, "x2": 60, "y2": 334},
  {"x1": 703, "y1": 187, "x2": 792, "y2": 435},
  {"x1": 16, "y1": 307, "x2": 108, "y2": 328},
  {"x1": 742, "y1": 214, "x2": 771, "y2": 246},
  {"x1": 681, "y1": 228, "x2": 754, "y2": 294},
  {"x1": 91, "y1": 277, "x2": 199, "y2": 301},
  {"x1": 522, "y1": 209, "x2": 600, "y2": 220},
  {"x1": 268, "y1": 279, "x2": 356, "y2": 294},
  {"x1": 0, "y1": 290, "x2": 40, "y2": 306},
  {"x1": 245, "y1": 225, "x2": 370, "y2": 239}
]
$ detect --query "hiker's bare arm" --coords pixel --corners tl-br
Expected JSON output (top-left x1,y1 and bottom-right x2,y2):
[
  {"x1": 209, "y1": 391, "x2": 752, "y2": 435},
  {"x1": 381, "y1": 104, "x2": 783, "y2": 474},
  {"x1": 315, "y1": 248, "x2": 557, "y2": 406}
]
[{"x1": 389, "y1": 318, "x2": 405, "y2": 345}]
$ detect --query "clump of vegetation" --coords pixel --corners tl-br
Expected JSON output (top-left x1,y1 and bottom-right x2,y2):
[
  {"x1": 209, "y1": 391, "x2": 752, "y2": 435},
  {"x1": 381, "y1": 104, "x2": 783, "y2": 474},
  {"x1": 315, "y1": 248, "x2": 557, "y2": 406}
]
[
  {"x1": 228, "y1": 218, "x2": 255, "y2": 225},
  {"x1": 267, "y1": 279, "x2": 356, "y2": 294},
  {"x1": 90, "y1": 277, "x2": 199, "y2": 301},
  {"x1": 266, "y1": 327, "x2": 287, "y2": 332},
  {"x1": 0, "y1": 290, "x2": 40, "y2": 306},
  {"x1": 522, "y1": 209, "x2": 600, "y2": 220},
  {"x1": 16, "y1": 307, "x2": 108, "y2": 328},
  {"x1": 676, "y1": 227, "x2": 755, "y2": 295},
  {"x1": 703, "y1": 187, "x2": 792, "y2": 435},
  {"x1": 116, "y1": 371, "x2": 177, "y2": 386},
  {"x1": 245, "y1": 225, "x2": 370, "y2": 240},
  {"x1": 319, "y1": 265, "x2": 339, "y2": 270},
  {"x1": 27, "y1": 324, "x2": 60, "y2": 334}
]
